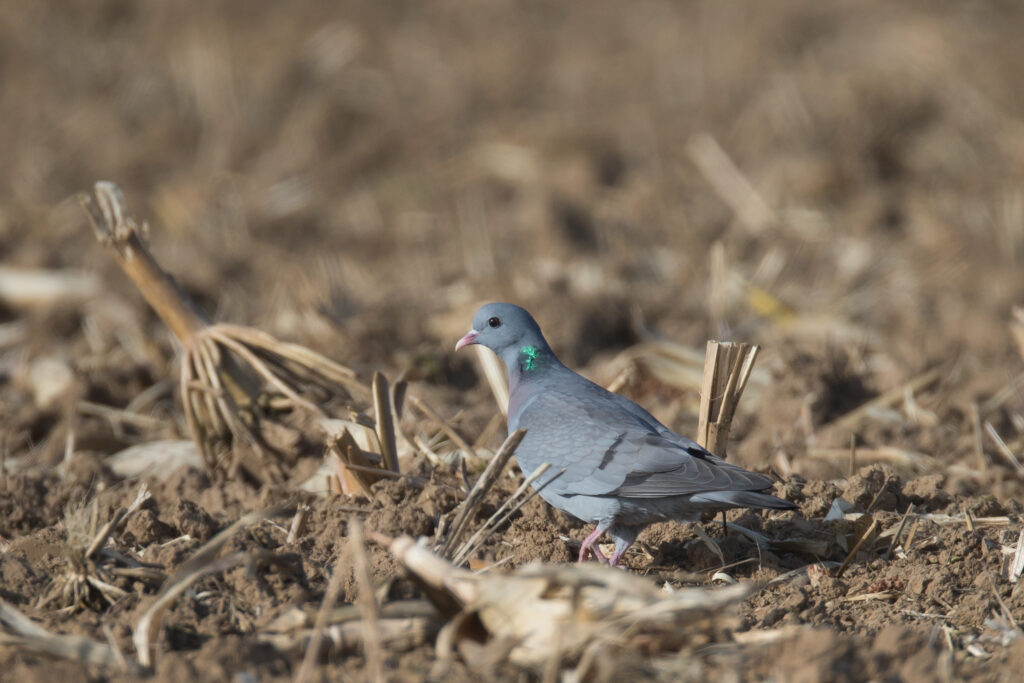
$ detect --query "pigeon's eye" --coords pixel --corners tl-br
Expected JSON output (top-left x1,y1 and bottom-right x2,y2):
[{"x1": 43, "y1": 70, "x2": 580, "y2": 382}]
[{"x1": 487, "y1": 316, "x2": 501, "y2": 328}]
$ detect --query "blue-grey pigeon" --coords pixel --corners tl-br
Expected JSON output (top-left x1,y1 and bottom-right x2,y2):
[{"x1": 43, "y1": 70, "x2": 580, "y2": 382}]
[{"x1": 456, "y1": 302, "x2": 795, "y2": 566}]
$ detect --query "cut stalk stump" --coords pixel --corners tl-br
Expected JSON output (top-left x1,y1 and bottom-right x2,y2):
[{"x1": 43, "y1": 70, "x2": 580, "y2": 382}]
[
  {"x1": 696, "y1": 341, "x2": 761, "y2": 534},
  {"x1": 696, "y1": 340, "x2": 760, "y2": 458}
]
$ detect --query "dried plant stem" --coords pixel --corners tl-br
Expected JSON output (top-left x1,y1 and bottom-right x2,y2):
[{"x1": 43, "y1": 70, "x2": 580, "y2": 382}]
[
  {"x1": 474, "y1": 345, "x2": 510, "y2": 417},
  {"x1": 76, "y1": 400, "x2": 168, "y2": 432},
  {"x1": 327, "y1": 428, "x2": 380, "y2": 498},
  {"x1": 696, "y1": 341, "x2": 760, "y2": 457},
  {"x1": 983, "y1": 421, "x2": 1024, "y2": 475},
  {"x1": 409, "y1": 395, "x2": 478, "y2": 461},
  {"x1": 0, "y1": 598, "x2": 139, "y2": 672},
  {"x1": 80, "y1": 183, "x2": 208, "y2": 348},
  {"x1": 452, "y1": 462, "x2": 559, "y2": 566},
  {"x1": 83, "y1": 188, "x2": 262, "y2": 409},
  {"x1": 39, "y1": 484, "x2": 155, "y2": 611},
  {"x1": 373, "y1": 372, "x2": 400, "y2": 473},
  {"x1": 317, "y1": 413, "x2": 403, "y2": 496},
  {"x1": 212, "y1": 324, "x2": 364, "y2": 393},
  {"x1": 885, "y1": 503, "x2": 915, "y2": 559},
  {"x1": 697, "y1": 344, "x2": 753, "y2": 537},
  {"x1": 208, "y1": 329, "x2": 323, "y2": 414},
  {"x1": 134, "y1": 508, "x2": 277, "y2": 668},
  {"x1": 806, "y1": 446, "x2": 937, "y2": 471},
  {"x1": 836, "y1": 519, "x2": 878, "y2": 578},
  {"x1": 1010, "y1": 306, "x2": 1024, "y2": 363},
  {"x1": 604, "y1": 364, "x2": 635, "y2": 394},
  {"x1": 351, "y1": 520, "x2": 384, "y2": 681},
  {"x1": 294, "y1": 540, "x2": 349, "y2": 683},
  {"x1": 81, "y1": 182, "x2": 370, "y2": 483},
  {"x1": 338, "y1": 461, "x2": 426, "y2": 484},
  {"x1": 101, "y1": 622, "x2": 129, "y2": 672},
  {"x1": 473, "y1": 413, "x2": 506, "y2": 450},
  {"x1": 440, "y1": 430, "x2": 525, "y2": 559},
  {"x1": 1009, "y1": 530, "x2": 1024, "y2": 584},
  {"x1": 413, "y1": 434, "x2": 444, "y2": 465},
  {"x1": 970, "y1": 402, "x2": 988, "y2": 475},
  {"x1": 865, "y1": 476, "x2": 891, "y2": 513},
  {"x1": 384, "y1": 533, "x2": 755, "y2": 670},
  {"x1": 962, "y1": 506, "x2": 976, "y2": 532},
  {"x1": 848, "y1": 435, "x2": 857, "y2": 477},
  {"x1": 903, "y1": 517, "x2": 921, "y2": 553},
  {"x1": 688, "y1": 132, "x2": 776, "y2": 233},
  {"x1": 85, "y1": 485, "x2": 150, "y2": 561},
  {"x1": 287, "y1": 504, "x2": 310, "y2": 544}
]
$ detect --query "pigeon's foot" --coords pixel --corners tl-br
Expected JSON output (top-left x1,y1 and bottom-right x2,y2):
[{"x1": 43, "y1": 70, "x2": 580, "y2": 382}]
[
  {"x1": 578, "y1": 527, "x2": 608, "y2": 563},
  {"x1": 607, "y1": 525, "x2": 640, "y2": 568}
]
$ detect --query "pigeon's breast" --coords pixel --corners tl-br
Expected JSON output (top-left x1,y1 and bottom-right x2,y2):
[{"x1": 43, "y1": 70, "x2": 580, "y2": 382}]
[{"x1": 507, "y1": 388, "x2": 540, "y2": 432}]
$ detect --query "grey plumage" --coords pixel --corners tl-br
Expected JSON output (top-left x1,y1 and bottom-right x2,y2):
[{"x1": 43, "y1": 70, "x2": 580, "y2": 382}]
[{"x1": 455, "y1": 302, "x2": 796, "y2": 566}]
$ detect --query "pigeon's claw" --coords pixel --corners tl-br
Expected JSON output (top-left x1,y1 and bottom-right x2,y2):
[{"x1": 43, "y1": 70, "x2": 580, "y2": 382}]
[
  {"x1": 578, "y1": 526, "x2": 608, "y2": 563},
  {"x1": 579, "y1": 545, "x2": 609, "y2": 563}
]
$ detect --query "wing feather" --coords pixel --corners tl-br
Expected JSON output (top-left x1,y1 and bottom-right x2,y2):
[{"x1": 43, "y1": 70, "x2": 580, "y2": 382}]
[{"x1": 514, "y1": 383, "x2": 775, "y2": 500}]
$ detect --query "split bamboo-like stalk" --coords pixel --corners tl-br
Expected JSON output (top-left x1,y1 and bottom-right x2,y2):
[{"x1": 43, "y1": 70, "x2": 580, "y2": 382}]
[{"x1": 696, "y1": 341, "x2": 760, "y2": 457}]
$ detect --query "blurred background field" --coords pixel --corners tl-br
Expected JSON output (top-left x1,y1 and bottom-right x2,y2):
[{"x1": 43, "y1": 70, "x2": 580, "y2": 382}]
[{"x1": 3, "y1": 0, "x2": 1024, "y2": 680}]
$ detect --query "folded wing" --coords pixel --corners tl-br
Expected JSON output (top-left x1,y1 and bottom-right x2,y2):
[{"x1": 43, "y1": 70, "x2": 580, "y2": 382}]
[{"x1": 516, "y1": 385, "x2": 776, "y2": 500}]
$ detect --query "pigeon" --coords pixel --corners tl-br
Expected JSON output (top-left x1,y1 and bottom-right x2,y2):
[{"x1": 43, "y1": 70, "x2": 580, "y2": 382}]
[{"x1": 455, "y1": 302, "x2": 796, "y2": 566}]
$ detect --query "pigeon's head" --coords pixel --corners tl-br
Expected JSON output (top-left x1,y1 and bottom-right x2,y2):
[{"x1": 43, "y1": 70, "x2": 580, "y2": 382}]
[{"x1": 455, "y1": 303, "x2": 547, "y2": 360}]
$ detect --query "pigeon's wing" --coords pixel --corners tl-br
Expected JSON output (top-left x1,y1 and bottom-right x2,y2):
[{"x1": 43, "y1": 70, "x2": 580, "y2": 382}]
[
  {"x1": 515, "y1": 383, "x2": 774, "y2": 499},
  {"x1": 608, "y1": 434, "x2": 777, "y2": 498},
  {"x1": 513, "y1": 388, "x2": 638, "y2": 496}
]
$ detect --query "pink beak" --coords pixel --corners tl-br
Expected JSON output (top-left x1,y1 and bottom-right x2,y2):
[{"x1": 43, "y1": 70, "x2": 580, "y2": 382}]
[{"x1": 455, "y1": 329, "x2": 479, "y2": 351}]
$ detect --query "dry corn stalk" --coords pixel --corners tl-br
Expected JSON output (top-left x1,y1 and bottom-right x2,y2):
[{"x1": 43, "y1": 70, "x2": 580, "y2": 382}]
[
  {"x1": 696, "y1": 341, "x2": 760, "y2": 457},
  {"x1": 379, "y1": 534, "x2": 753, "y2": 669},
  {"x1": 80, "y1": 181, "x2": 376, "y2": 484},
  {"x1": 0, "y1": 598, "x2": 140, "y2": 673}
]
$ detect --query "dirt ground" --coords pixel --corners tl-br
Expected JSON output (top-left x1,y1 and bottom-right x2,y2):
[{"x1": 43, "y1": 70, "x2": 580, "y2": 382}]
[{"x1": 3, "y1": 0, "x2": 1024, "y2": 680}]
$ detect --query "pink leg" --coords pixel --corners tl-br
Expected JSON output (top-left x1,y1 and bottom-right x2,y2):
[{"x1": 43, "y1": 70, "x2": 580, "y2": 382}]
[
  {"x1": 578, "y1": 527, "x2": 608, "y2": 563},
  {"x1": 607, "y1": 529, "x2": 638, "y2": 568}
]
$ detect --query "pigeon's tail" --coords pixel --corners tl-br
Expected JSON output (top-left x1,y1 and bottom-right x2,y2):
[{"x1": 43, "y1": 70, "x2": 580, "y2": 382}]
[{"x1": 689, "y1": 490, "x2": 797, "y2": 510}]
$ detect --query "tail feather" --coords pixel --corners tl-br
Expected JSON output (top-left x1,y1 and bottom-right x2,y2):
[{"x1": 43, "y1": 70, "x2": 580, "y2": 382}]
[{"x1": 689, "y1": 490, "x2": 797, "y2": 510}]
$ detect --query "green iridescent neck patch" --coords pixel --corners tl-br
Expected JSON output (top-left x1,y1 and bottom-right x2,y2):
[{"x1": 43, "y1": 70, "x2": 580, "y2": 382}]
[{"x1": 519, "y1": 344, "x2": 542, "y2": 372}]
